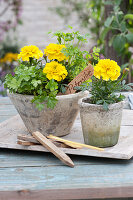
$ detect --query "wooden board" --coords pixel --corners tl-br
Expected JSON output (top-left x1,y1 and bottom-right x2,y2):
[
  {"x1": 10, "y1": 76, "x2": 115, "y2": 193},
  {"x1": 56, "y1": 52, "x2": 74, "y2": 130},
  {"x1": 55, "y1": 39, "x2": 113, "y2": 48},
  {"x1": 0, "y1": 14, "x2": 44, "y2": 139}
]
[{"x1": 0, "y1": 109, "x2": 133, "y2": 159}]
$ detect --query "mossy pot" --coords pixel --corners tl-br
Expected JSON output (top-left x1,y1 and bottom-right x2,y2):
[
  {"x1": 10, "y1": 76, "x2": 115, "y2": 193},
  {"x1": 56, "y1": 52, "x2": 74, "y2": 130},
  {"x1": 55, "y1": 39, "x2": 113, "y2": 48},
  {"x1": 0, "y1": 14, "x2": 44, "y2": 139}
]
[
  {"x1": 7, "y1": 90, "x2": 89, "y2": 137},
  {"x1": 78, "y1": 97, "x2": 124, "y2": 148}
]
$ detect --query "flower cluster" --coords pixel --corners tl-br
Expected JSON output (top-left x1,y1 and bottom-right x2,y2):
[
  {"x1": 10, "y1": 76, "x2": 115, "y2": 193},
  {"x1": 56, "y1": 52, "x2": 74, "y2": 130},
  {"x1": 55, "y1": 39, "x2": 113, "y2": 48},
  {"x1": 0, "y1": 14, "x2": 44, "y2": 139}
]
[
  {"x1": 44, "y1": 43, "x2": 67, "y2": 61},
  {"x1": 94, "y1": 59, "x2": 121, "y2": 81},
  {"x1": 43, "y1": 43, "x2": 68, "y2": 81},
  {"x1": 43, "y1": 61, "x2": 68, "y2": 81},
  {"x1": 18, "y1": 45, "x2": 43, "y2": 61},
  {"x1": 5, "y1": 29, "x2": 101, "y2": 110},
  {"x1": 0, "y1": 52, "x2": 18, "y2": 63}
]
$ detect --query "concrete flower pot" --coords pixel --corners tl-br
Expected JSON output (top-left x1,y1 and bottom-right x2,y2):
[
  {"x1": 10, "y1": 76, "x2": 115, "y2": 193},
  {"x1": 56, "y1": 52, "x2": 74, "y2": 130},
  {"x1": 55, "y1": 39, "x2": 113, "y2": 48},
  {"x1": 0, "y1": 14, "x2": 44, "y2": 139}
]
[
  {"x1": 8, "y1": 91, "x2": 89, "y2": 137},
  {"x1": 78, "y1": 97, "x2": 124, "y2": 147}
]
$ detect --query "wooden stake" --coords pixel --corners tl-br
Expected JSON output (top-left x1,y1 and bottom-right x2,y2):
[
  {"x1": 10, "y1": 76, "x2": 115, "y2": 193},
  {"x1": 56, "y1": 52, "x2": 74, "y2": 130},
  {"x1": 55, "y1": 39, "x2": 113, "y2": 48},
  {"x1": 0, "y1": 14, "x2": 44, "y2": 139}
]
[
  {"x1": 47, "y1": 135, "x2": 104, "y2": 151},
  {"x1": 17, "y1": 134, "x2": 81, "y2": 149},
  {"x1": 32, "y1": 131, "x2": 74, "y2": 168},
  {"x1": 18, "y1": 134, "x2": 39, "y2": 144},
  {"x1": 17, "y1": 140, "x2": 36, "y2": 146}
]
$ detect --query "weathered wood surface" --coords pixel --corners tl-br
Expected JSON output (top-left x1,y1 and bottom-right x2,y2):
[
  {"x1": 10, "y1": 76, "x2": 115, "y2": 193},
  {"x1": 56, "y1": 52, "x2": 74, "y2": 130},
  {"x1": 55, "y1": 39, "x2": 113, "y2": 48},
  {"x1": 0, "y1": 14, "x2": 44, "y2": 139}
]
[
  {"x1": 1, "y1": 148, "x2": 133, "y2": 199},
  {"x1": 0, "y1": 108, "x2": 133, "y2": 159},
  {"x1": 0, "y1": 96, "x2": 133, "y2": 200}
]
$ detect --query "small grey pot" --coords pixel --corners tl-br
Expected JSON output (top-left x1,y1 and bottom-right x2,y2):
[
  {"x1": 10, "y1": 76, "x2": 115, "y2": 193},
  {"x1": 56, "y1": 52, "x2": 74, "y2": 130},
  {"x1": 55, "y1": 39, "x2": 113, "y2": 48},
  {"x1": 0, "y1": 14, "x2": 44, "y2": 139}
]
[
  {"x1": 7, "y1": 90, "x2": 89, "y2": 137},
  {"x1": 78, "y1": 97, "x2": 124, "y2": 148}
]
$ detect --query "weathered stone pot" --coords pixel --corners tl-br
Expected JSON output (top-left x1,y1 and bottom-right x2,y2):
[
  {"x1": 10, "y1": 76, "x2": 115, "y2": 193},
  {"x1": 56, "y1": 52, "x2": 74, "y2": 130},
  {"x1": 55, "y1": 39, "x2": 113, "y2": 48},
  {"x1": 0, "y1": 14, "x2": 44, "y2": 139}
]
[
  {"x1": 8, "y1": 91, "x2": 89, "y2": 137},
  {"x1": 78, "y1": 97, "x2": 124, "y2": 147}
]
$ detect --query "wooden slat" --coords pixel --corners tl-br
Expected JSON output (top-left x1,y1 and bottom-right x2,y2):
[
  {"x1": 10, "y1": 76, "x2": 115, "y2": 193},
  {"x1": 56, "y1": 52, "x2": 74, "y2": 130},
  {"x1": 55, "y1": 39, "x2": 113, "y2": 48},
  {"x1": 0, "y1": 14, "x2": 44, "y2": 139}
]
[
  {"x1": 0, "y1": 112, "x2": 133, "y2": 159},
  {"x1": 0, "y1": 186, "x2": 133, "y2": 200},
  {"x1": 0, "y1": 97, "x2": 12, "y2": 105},
  {"x1": 121, "y1": 109, "x2": 133, "y2": 126},
  {"x1": 0, "y1": 105, "x2": 16, "y2": 110},
  {"x1": 0, "y1": 116, "x2": 15, "y2": 123},
  {"x1": 0, "y1": 97, "x2": 133, "y2": 198},
  {"x1": 17, "y1": 134, "x2": 40, "y2": 144},
  {"x1": 0, "y1": 163, "x2": 133, "y2": 191},
  {"x1": 17, "y1": 140, "x2": 36, "y2": 146}
]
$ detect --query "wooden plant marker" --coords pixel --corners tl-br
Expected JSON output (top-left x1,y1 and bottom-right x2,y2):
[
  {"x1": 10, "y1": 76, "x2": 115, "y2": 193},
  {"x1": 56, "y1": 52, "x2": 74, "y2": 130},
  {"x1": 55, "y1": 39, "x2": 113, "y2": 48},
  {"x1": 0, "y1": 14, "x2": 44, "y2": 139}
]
[
  {"x1": 32, "y1": 131, "x2": 74, "y2": 168},
  {"x1": 17, "y1": 140, "x2": 36, "y2": 146},
  {"x1": 65, "y1": 63, "x2": 94, "y2": 95},
  {"x1": 47, "y1": 135, "x2": 104, "y2": 151},
  {"x1": 18, "y1": 134, "x2": 40, "y2": 144},
  {"x1": 17, "y1": 134, "x2": 81, "y2": 149}
]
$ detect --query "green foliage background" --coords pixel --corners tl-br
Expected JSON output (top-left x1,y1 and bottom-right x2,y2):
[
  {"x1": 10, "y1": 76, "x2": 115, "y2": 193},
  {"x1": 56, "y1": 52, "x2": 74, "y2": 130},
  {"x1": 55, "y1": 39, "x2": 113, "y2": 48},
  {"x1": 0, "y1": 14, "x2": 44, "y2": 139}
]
[{"x1": 52, "y1": 0, "x2": 133, "y2": 77}]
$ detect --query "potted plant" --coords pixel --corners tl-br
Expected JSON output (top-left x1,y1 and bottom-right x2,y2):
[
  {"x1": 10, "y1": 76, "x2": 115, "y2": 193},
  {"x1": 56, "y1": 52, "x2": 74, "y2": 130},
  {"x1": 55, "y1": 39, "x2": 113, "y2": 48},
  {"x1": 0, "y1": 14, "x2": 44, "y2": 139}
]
[
  {"x1": 4, "y1": 29, "x2": 99, "y2": 136},
  {"x1": 78, "y1": 59, "x2": 133, "y2": 147}
]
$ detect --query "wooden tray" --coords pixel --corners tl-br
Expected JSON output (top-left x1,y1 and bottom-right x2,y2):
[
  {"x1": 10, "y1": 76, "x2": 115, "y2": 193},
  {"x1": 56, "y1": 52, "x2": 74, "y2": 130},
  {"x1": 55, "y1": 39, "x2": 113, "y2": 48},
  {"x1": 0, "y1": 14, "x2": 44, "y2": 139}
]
[{"x1": 0, "y1": 109, "x2": 133, "y2": 159}]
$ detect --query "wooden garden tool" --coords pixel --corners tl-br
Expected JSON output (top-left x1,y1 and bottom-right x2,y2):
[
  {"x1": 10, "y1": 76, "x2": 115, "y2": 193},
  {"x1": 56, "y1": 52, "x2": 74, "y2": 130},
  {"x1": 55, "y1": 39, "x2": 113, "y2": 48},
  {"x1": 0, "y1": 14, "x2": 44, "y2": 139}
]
[
  {"x1": 32, "y1": 131, "x2": 74, "y2": 168},
  {"x1": 17, "y1": 134, "x2": 82, "y2": 149},
  {"x1": 47, "y1": 135, "x2": 104, "y2": 151}
]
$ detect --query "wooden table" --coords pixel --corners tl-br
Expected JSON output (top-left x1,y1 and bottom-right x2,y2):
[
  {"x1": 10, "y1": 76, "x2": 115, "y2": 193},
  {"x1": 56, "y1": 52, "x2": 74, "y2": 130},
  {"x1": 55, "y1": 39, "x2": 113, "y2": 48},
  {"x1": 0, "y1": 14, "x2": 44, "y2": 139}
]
[{"x1": 0, "y1": 97, "x2": 133, "y2": 200}]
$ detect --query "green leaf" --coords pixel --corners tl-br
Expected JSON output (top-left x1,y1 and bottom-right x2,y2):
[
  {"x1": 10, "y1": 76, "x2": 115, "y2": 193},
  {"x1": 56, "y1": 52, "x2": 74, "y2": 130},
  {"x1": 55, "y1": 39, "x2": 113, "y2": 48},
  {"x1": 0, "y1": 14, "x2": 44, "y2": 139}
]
[
  {"x1": 127, "y1": 83, "x2": 133, "y2": 86},
  {"x1": 123, "y1": 85, "x2": 132, "y2": 90},
  {"x1": 124, "y1": 14, "x2": 133, "y2": 20},
  {"x1": 47, "y1": 97, "x2": 58, "y2": 109},
  {"x1": 67, "y1": 25, "x2": 73, "y2": 29},
  {"x1": 105, "y1": 16, "x2": 113, "y2": 27},
  {"x1": 111, "y1": 19, "x2": 119, "y2": 29},
  {"x1": 45, "y1": 80, "x2": 58, "y2": 92},
  {"x1": 96, "y1": 100, "x2": 103, "y2": 105},
  {"x1": 122, "y1": 80, "x2": 126, "y2": 85},
  {"x1": 35, "y1": 103, "x2": 44, "y2": 111},
  {"x1": 100, "y1": 28, "x2": 110, "y2": 41},
  {"x1": 112, "y1": 35, "x2": 126, "y2": 52},
  {"x1": 104, "y1": 0, "x2": 114, "y2": 5},
  {"x1": 103, "y1": 101, "x2": 109, "y2": 111},
  {"x1": 31, "y1": 80, "x2": 41, "y2": 88},
  {"x1": 60, "y1": 85, "x2": 66, "y2": 94},
  {"x1": 114, "y1": 0, "x2": 122, "y2": 6},
  {"x1": 116, "y1": 94, "x2": 125, "y2": 102},
  {"x1": 109, "y1": 35, "x2": 116, "y2": 47},
  {"x1": 118, "y1": 11, "x2": 124, "y2": 23},
  {"x1": 128, "y1": 28, "x2": 133, "y2": 33},
  {"x1": 126, "y1": 33, "x2": 133, "y2": 44},
  {"x1": 8, "y1": 78, "x2": 19, "y2": 91},
  {"x1": 120, "y1": 21, "x2": 127, "y2": 32}
]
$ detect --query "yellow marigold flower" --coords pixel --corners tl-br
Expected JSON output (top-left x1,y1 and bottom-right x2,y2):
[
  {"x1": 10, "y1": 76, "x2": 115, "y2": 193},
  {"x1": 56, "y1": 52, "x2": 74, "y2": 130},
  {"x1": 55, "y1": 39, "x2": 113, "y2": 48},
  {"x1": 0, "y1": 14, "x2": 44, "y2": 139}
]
[
  {"x1": 0, "y1": 58, "x2": 5, "y2": 63},
  {"x1": 43, "y1": 61, "x2": 68, "y2": 81},
  {"x1": 44, "y1": 43, "x2": 67, "y2": 61},
  {"x1": 18, "y1": 45, "x2": 43, "y2": 61},
  {"x1": 0, "y1": 52, "x2": 18, "y2": 63},
  {"x1": 94, "y1": 59, "x2": 121, "y2": 81}
]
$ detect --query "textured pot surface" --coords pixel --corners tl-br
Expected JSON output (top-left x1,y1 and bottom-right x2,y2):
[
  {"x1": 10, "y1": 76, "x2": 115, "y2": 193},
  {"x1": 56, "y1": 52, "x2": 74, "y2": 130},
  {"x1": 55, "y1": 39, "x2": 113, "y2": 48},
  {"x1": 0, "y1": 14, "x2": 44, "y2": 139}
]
[
  {"x1": 8, "y1": 91, "x2": 89, "y2": 136},
  {"x1": 79, "y1": 97, "x2": 124, "y2": 147}
]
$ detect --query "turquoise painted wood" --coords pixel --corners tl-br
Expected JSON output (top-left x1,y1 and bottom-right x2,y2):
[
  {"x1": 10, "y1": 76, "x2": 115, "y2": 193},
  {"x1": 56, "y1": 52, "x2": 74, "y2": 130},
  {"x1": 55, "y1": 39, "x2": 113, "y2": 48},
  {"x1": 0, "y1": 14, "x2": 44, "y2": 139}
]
[
  {"x1": 0, "y1": 160, "x2": 133, "y2": 191},
  {"x1": 0, "y1": 97, "x2": 133, "y2": 199}
]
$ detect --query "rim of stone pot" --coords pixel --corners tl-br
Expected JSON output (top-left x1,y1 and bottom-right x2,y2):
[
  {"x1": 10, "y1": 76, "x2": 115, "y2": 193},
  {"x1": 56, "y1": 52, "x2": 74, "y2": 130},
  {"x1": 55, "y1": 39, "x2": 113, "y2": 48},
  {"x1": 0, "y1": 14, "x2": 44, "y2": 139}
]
[
  {"x1": 78, "y1": 97, "x2": 124, "y2": 110},
  {"x1": 7, "y1": 90, "x2": 89, "y2": 100}
]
